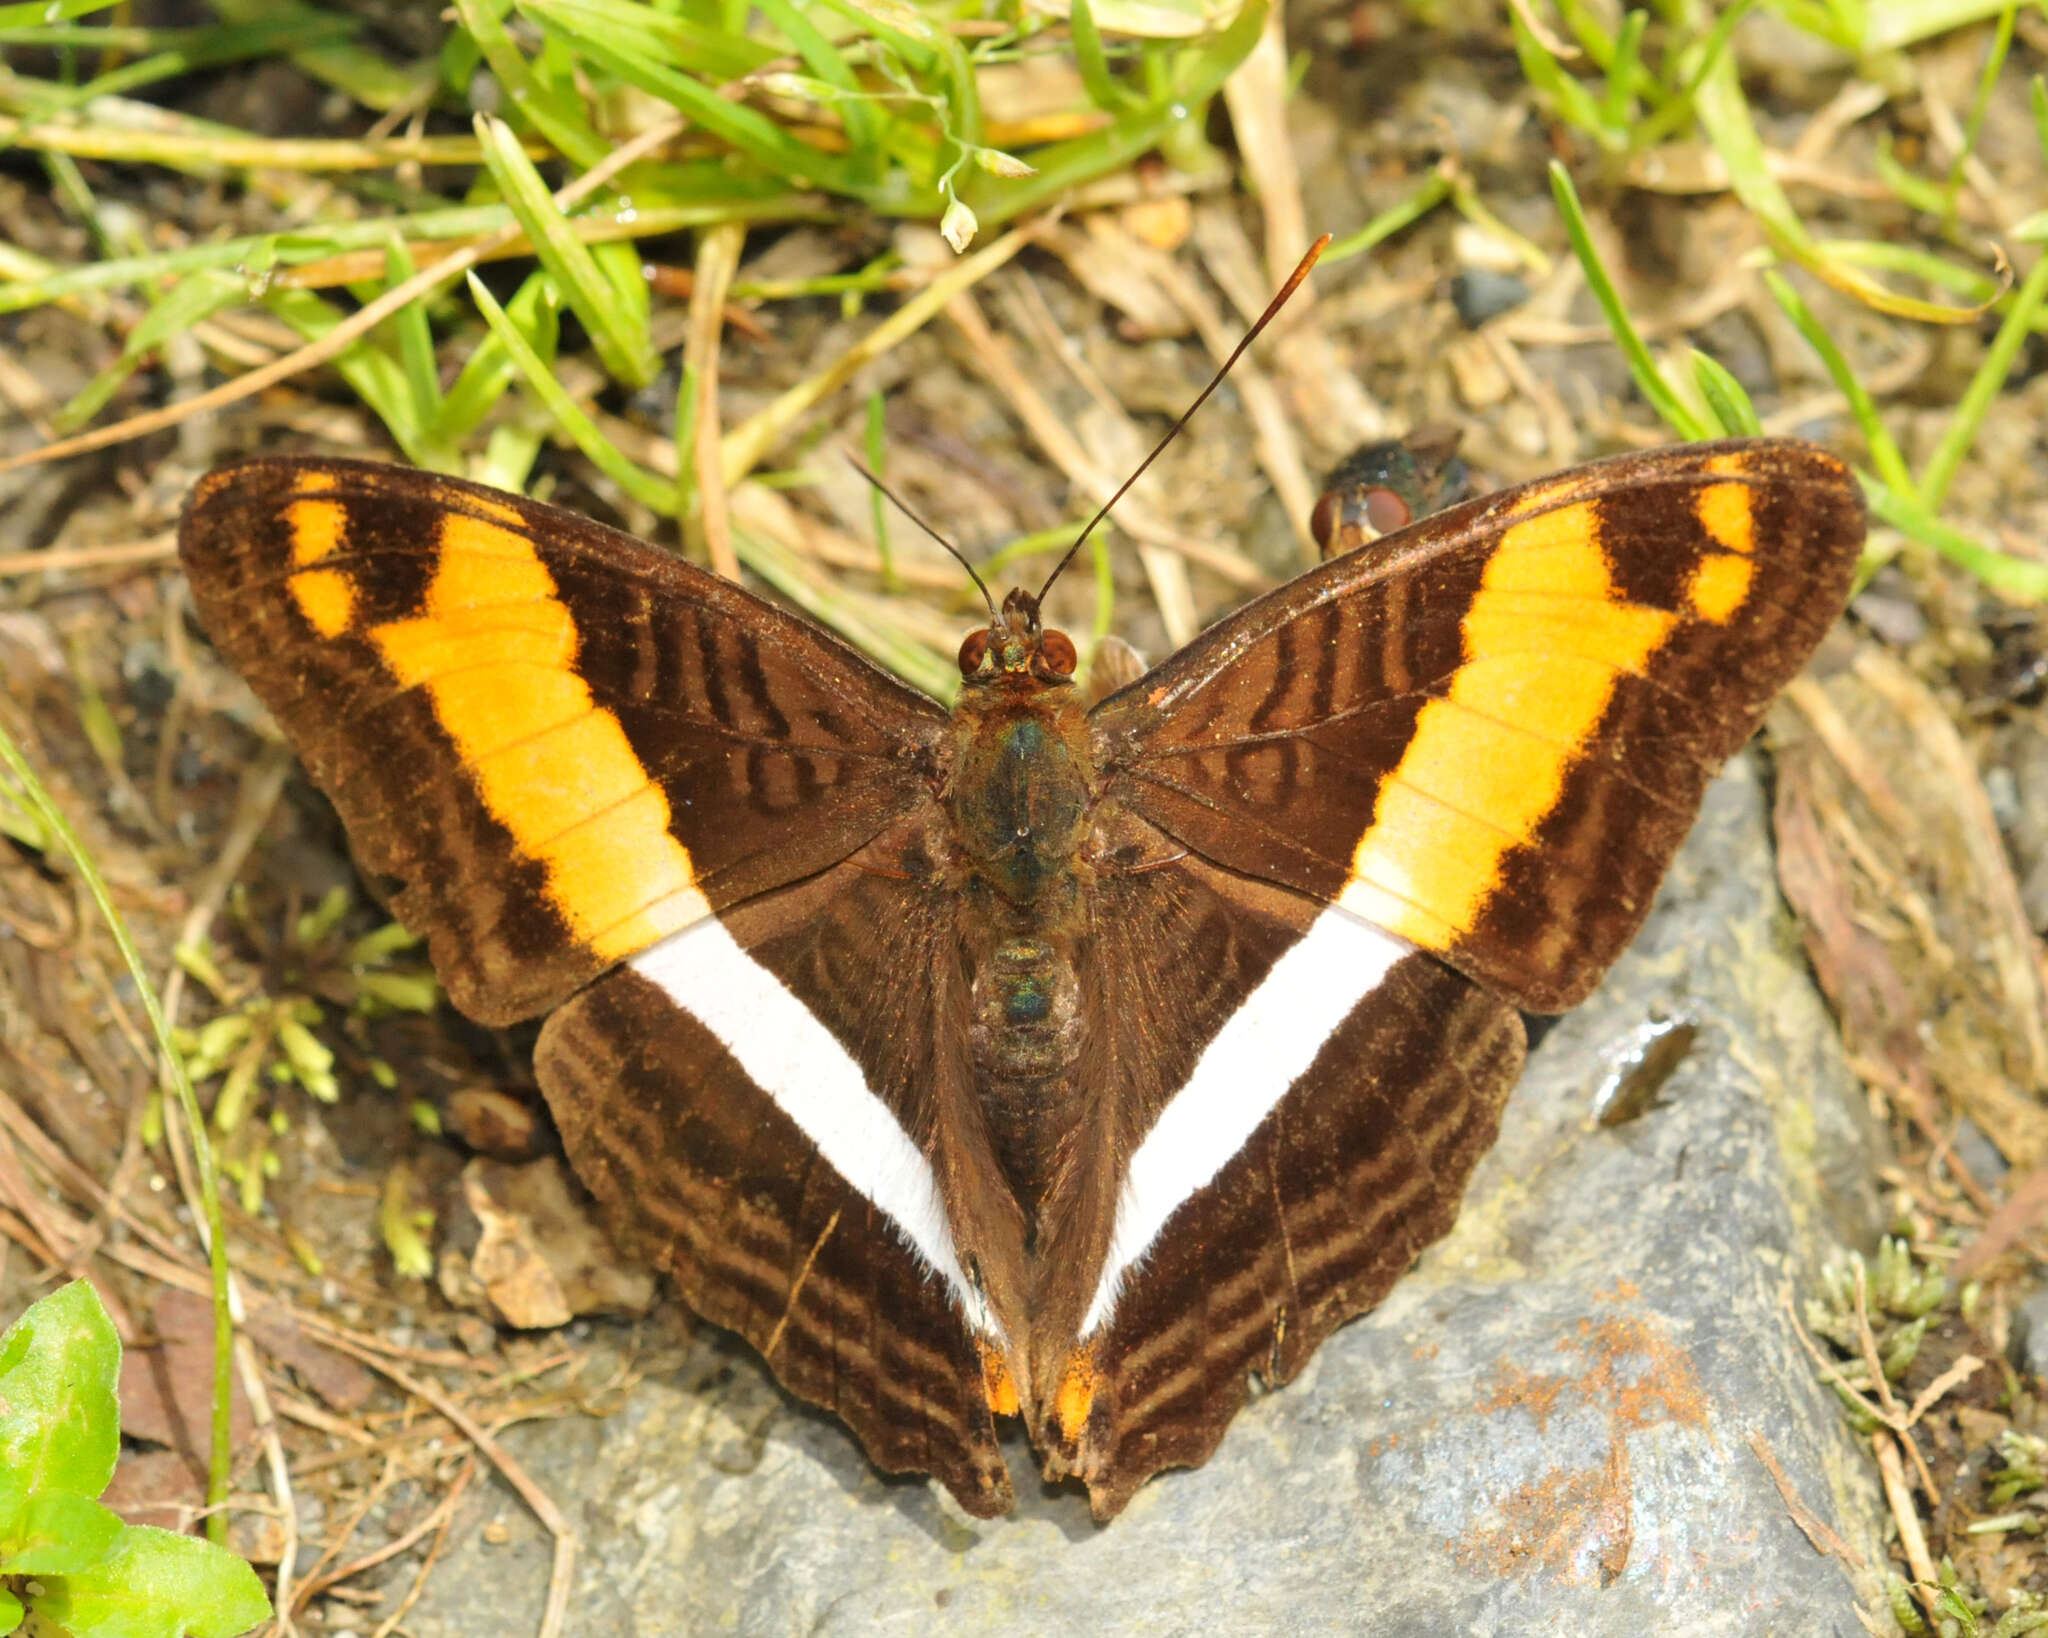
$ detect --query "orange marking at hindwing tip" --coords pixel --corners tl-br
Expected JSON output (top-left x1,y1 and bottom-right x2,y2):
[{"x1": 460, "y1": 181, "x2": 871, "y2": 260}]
[
  {"x1": 1338, "y1": 500, "x2": 1676, "y2": 947},
  {"x1": 369, "y1": 512, "x2": 711, "y2": 959},
  {"x1": 1055, "y1": 1351, "x2": 1098, "y2": 1441},
  {"x1": 981, "y1": 1343, "x2": 1020, "y2": 1418}
]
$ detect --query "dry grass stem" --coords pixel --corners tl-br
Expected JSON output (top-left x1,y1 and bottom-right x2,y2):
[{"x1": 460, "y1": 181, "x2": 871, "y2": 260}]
[{"x1": 686, "y1": 222, "x2": 747, "y2": 581}]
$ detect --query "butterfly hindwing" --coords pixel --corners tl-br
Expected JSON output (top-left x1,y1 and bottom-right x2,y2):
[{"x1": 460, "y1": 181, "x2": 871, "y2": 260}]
[
  {"x1": 1090, "y1": 438, "x2": 1865, "y2": 1012},
  {"x1": 179, "y1": 458, "x2": 948, "y2": 1024},
  {"x1": 1034, "y1": 851, "x2": 1524, "y2": 1517},
  {"x1": 533, "y1": 823, "x2": 1026, "y2": 1517}
]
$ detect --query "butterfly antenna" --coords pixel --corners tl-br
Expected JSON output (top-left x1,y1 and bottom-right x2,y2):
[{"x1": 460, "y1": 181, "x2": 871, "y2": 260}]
[
  {"x1": 1036, "y1": 234, "x2": 1332, "y2": 605},
  {"x1": 846, "y1": 453, "x2": 997, "y2": 621}
]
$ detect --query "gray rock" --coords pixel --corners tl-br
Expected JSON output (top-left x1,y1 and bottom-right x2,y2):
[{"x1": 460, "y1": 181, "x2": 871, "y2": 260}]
[
  {"x1": 2010, "y1": 1288, "x2": 2048, "y2": 1379},
  {"x1": 405, "y1": 758, "x2": 1891, "y2": 1638},
  {"x1": 1450, "y1": 268, "x2": 1530, "y2": 329}
]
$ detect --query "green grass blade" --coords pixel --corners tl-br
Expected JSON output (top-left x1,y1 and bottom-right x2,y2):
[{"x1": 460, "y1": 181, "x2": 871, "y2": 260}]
[
  {"x1": 0, "y1": 729, "x2": 239, "y2": 1544},
  {"x1": 476, "y1": 112, "x2": 658, "y2": 389},
  {"x1": 750, "y1": 0, "x2": 883, "y2": 166},
  {"x1": 52, "y1": 268, "x2": 245, "y2": 435},
  {"x1": 1511, "y1": 5, "x2": 1619, "y2": 149},
  {"x1": 1761, "y1": 268, "x2": 1915, "y2": 498},
  {"x1": 966, "y1": 0, "x2": 1266, "y2": 228},
  {"x1": 1871, "y1": 481, "x2": 2048, "y2": 602},
  {"x1": 1600, "y1": 11, "x2": 1649, "y2": 131},
  {"x1": 1917, "y1": 240, "x2": 2048, "y2": 510},
  {"x1": 1321, "y1": 169, "x2": 1452, "y2": 265},
  {"x1": 506, "y1": 0, "x2": 774, "y2": 80},
  {"x1": 264, "y1": 285, "x2": 437, "y2": 465},
  {"x1": 455, "y1": 0, "x2": 609, "y2": 168},
  {"x1": 381, "y1": 235, "x2": 445, "y2": 438},
  {"x1": 465, "y1": 270, "x2": 679, "y2": 513},
  {"x1": 1548, "y1": 161, "x2": 1709, "y2": 440},
  {"x1": 1070, "y1": 0, "x2": 1136, "y2": 112},
  {"x1": 522, "y1": 0, "x2": 862, "y2": 196},
  {"x1": 0, "y1": 0, "x2": 125, "y2": 23}
]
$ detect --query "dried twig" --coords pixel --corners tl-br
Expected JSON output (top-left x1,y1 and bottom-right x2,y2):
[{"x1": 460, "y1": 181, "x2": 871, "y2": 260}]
[
  {"x1": 315, "y1": 1332, "x2": 577, "y2": 1638},
  {"x1": 1746, "y1": 1428, "x2": 1868, "y2": 1570}
]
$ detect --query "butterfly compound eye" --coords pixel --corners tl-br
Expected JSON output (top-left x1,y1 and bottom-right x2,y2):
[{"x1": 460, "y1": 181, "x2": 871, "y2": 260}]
[
  {"x1": 958, "y1": 628, "x2": 990, "y2": 676},
  {"x1": 1039, "y1": 629, "x2": 1077, "y2": 677},
  {"x1": 1309, "y1": 490, "x2": 1341, "y2": 555},
  {"x1": 1363, "y1": 486, "x2": 1412, "y2": 534}
]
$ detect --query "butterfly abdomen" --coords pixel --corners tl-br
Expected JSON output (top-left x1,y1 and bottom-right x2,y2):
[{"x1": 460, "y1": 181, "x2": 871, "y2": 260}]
[{"x1": 968, "y1": 935, "x2": 1086, "y2": 1219}]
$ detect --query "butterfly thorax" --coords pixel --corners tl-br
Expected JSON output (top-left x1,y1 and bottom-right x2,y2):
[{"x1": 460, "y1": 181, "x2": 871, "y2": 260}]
[{"x1": 947, "y1": 589, "x2": 1088, "y2": 908}]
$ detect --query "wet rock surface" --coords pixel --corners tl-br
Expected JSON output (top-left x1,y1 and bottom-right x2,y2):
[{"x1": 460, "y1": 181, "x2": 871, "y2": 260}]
[{"x1": 407, "y1": 757, "x2": 1889, "y2": 1638}]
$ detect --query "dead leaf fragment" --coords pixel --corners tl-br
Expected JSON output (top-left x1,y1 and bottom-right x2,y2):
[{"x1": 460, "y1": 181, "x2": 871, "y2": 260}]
[{"x1": 439, "y1": 1157, "x2": 656, "y2": 1330}]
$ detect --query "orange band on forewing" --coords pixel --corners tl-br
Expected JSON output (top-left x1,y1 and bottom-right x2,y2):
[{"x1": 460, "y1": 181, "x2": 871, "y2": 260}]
[
  {"x1": 1338, "y1": 501, "x2": 1675, "y2": 945},
  {"x1": 371, "y1": 511, "x2": 711, "y2": 960},
  {"x1": 1688, "y1": 480, "x2": 1758, "y2": 623}
]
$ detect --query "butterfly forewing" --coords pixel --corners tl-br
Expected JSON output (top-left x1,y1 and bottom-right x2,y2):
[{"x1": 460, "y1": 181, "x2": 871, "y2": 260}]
[
  {"x1": 1089, "y1": 439, "x2": 1865, "y2": 1012},
  {"x1": 179, "y1": 458, "x2": 948, "y2": 1024}
]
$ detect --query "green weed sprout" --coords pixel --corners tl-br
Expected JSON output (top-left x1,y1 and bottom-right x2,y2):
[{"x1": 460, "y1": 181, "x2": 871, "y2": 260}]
[
  {"x1": 169, "y1": 885, "x2": 440, "y2": 1216},
  {"x1": 0, "y1": 1281, "x2": 270, "y2": 1638}
]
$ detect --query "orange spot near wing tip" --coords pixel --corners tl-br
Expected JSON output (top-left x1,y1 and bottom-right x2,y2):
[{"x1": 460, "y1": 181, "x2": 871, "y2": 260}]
[
  {"x1": 1695, "y1": 482, "x2": 1755, "y2": 558},
  {"x1": 286, "y1": 497, "x2": 346, "y2": 567},
  {"x1": 291, "y1": 469, "x2": 340, "y2": 495},
  {"x1": 289, "y1": 568, "x2": 356, "y2": 638},
  {"x1": 1056, "y1": 1352, "x2": 1098, "y2": 1440},
  {"x1": 980, "y1": 1344, "x2": 1021, "y2": 1419},
  {"x1": 1688, "y1": 553, "x2": 1753, "y2": 623}
]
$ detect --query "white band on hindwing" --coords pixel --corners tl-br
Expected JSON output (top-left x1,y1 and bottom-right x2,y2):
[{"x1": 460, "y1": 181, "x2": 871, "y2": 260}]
[
  {"x1": 629, "y1": 916, "x2": 998, "y2": 1339},
  {"x1": 1081, "y1": 906, "x2": 1410, "y2": 1337}
]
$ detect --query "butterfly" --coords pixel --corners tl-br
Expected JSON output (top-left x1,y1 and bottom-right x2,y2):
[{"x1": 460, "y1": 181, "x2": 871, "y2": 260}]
[{"x1": 178, "y1": 432, "x2": 1863, "y2": 1520}]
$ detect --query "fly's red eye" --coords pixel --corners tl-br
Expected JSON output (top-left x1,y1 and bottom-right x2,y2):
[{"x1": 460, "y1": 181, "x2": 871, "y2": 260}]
[
  {"x1": 958, "y1": 629, "x2": 990, "y2": 675},
  {"x1": 1040, "y1": 629, "x2": 1077, "y2": 677},
  {"x1": 1363, "y1": 487, "x2": 1412, "y2": 534},
  {"x1": 1310, "y1": 490, "x2": 1341, "y2": 555}
]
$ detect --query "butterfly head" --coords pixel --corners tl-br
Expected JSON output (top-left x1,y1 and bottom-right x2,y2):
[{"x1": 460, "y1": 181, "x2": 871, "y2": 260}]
[{"x1": 959, "y1": 587, "x2": 1078, "y2": 687}]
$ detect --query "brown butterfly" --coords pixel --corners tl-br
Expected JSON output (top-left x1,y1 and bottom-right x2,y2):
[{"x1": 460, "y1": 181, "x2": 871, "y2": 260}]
[{"x1": 178, "y1": 426, "x2": 1862, "y2": 1520}]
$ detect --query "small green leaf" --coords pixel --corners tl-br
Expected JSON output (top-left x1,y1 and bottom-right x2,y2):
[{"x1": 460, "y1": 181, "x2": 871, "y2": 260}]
[
  {"x1": 1689, "y1": 351, "x2": 1762, "y2": 438},
  {"x1": 0, "y1": 1278, "x2": 121, "y2": 1500},
  {"x1": 2, "y1": 1489, "x2": 124, "y2": 1574},
  {"x1": 0, "y1": 1587, "x2": 22, "y2": 1631},
  {"x1": 35, "y1": 1522, "x2": 271, "y2": 1638}
]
